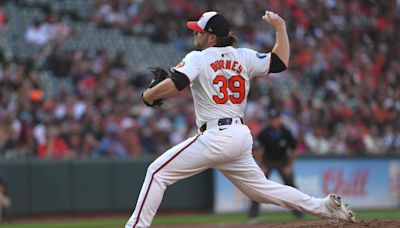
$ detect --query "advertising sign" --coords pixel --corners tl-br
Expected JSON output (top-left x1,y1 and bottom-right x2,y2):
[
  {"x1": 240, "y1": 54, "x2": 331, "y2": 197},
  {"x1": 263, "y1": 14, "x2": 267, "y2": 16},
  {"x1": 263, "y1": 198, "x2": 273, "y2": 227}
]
[{"x1": 214, "y1": 158, "x2": 400, "y2": 213}]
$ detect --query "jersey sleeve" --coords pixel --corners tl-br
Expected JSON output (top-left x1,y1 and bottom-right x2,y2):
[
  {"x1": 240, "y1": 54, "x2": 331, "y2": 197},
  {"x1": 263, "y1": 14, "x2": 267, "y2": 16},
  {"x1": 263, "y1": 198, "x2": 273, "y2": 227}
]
[
  {"x1": 240, "y1": 48, "x2": 271, "y2": 78},
  {"x1": 173, "y1": 51, "x2": 203, "y2": 82}
]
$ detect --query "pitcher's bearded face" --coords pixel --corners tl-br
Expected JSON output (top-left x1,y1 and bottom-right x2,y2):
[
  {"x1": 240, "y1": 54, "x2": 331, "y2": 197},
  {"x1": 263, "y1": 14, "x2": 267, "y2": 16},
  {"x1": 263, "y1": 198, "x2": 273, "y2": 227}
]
[{"x1": 194, "y1": 31, "x2": 209, "y2": 49}]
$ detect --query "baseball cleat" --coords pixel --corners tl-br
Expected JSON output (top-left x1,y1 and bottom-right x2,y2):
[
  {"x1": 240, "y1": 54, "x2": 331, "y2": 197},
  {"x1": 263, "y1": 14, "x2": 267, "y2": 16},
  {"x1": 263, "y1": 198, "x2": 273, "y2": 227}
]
[{"x1": 322, "y1": 194, "x2": 358, "y2": 223}]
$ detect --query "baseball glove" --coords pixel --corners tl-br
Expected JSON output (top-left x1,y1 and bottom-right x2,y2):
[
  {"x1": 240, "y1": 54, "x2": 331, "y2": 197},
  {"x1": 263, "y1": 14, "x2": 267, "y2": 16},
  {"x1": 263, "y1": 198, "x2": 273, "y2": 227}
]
[{"x1": 142, "y1": 67, "x2": 171, "y2": 108}]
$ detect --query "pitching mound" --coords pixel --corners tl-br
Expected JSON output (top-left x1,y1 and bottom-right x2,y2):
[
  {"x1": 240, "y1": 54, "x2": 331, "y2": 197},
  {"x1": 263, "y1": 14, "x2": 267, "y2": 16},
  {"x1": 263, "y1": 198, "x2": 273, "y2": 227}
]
[{"x1": 155, "y1": 219, "x2": 400, "y2": 227}]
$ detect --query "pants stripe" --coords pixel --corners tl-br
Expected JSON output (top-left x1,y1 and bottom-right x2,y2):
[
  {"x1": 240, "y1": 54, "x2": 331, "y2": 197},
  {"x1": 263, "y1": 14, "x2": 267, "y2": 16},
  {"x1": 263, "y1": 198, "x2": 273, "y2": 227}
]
[{"x1": 132, "y1": 134, "x2": 200, "y2": 228}]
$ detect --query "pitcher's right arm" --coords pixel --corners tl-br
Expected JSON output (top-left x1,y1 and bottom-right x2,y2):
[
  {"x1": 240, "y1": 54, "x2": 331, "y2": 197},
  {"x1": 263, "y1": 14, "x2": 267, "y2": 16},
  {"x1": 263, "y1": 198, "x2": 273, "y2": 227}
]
[{"x1": 263, "y1": 11, "x2": 289, "y2": 73}]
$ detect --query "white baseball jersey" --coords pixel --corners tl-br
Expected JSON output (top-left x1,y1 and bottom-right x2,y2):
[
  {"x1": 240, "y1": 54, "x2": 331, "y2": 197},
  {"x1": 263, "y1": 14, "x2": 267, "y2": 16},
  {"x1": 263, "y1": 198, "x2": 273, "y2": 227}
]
[{"x1": 174, "y1": 46, "x2": 271, "y2": 127}]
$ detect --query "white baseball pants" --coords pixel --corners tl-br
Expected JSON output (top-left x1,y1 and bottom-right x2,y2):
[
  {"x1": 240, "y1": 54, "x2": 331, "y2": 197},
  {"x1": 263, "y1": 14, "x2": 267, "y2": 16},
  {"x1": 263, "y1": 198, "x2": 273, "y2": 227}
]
[{"x1": 126, "y1": 121, "x2": 325, "y2": 228}]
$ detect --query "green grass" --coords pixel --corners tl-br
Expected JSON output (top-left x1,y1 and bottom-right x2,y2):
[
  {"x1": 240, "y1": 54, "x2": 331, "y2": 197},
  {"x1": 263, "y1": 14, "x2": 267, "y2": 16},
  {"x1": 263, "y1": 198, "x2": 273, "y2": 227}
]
[
  {"x1": 1, "y1": 210, "x2": 400, "y2": 228},
  {"x1": 0, "y1": 218, "x2": 122, "y2": 228}
]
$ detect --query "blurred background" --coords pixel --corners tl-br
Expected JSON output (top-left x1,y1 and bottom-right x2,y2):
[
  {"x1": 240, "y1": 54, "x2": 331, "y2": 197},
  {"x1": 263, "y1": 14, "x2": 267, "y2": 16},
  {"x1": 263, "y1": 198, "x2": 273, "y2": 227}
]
[{"x1": 0, "y1": 0, "x2": 399, "y2": 225}]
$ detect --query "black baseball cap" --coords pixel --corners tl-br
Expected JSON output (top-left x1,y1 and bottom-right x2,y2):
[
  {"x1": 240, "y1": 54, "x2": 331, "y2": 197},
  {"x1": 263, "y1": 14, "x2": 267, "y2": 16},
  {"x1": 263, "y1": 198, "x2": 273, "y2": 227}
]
[
  {"x1": 186, "y1": 11, "x2": 230, "y2": 37},
  {"x1": 267, "y1": 108, "x2": 281, "y2": 118}
]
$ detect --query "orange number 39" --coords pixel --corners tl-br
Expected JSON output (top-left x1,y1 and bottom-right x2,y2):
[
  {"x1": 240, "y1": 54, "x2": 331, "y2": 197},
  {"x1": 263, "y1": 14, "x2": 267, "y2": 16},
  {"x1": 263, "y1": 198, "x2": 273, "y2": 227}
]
[{"x1": 212, "y1": 75, "x2": 245, "y2": 104}]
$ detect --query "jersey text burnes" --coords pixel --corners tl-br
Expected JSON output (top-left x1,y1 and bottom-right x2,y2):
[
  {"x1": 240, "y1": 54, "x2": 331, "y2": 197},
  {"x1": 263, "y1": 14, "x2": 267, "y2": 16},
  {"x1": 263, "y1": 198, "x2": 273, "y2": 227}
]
[{"x1": 210, "y1": 60, "x2": 243, "y2": 74}]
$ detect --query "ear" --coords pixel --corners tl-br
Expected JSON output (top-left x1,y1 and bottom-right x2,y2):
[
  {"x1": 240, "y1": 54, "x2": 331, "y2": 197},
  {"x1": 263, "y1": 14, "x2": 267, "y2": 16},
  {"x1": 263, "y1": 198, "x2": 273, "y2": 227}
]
[{"x1": 207, "y1": 34, "x2": 218, "y2": 45}]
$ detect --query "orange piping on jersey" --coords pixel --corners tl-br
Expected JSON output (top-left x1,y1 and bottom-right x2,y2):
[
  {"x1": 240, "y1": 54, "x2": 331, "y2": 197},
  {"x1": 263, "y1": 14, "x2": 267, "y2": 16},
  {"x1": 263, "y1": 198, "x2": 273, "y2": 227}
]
[{"x1": 175, "y1": 61, "x2": 185, "y2": 68}]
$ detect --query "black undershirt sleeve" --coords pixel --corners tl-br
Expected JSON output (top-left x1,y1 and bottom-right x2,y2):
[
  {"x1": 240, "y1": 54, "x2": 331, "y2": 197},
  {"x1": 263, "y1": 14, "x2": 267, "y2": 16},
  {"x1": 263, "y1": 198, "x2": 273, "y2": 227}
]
[
  {"x1": 268, "y1": 52, "x2": 287, "y2": 73},
  {"x1": 170, "y1": 71, "x2": 190, "y2": 91}
]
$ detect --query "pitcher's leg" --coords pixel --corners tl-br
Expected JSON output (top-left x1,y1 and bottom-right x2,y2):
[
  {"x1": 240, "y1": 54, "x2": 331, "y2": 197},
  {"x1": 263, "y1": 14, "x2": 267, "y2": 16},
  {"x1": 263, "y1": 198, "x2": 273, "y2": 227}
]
[
  {"x1": 277, "y1": 167, "x2": 304, "y2": 217},
  {"x1": 125, "y1": 162, "x2": 166, "y2": 228},
  {"x1": 248, "y1": 169, "x2": 270, "y2": 219},
  {"x1": 217, "y1": 152, "x2": 325, "y2": 217},
  {"x1": 126, "y1": 135, "x2": 211, "y2": 228}
]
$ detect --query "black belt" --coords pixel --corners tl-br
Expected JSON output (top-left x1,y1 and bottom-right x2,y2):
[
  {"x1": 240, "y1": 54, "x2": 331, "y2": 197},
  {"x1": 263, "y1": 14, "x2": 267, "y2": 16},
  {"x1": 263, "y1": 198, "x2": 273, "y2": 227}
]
[{"x1": 200, "y1": 118, "x2": 244, "y2": 132}]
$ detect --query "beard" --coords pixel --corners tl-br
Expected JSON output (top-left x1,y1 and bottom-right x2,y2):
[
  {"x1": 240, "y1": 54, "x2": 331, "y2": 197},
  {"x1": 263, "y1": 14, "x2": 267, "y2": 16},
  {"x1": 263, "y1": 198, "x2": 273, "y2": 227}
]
[
  {"x1": 194, "y1": 40, "x2": 203, "y2": 49},
  {"x1": 194, "y1": 35, "x2": 208, "y2": 49}
]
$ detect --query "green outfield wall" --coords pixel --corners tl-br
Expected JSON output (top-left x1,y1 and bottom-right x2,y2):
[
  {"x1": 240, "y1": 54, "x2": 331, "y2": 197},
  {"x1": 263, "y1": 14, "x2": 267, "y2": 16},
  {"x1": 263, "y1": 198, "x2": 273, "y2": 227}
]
[
  {"x1": 3, "y1": 156, "x2": 398, "y2": 216},
  {"x1": 0, "y1": 158, "x2": 214, "y2": 215}
]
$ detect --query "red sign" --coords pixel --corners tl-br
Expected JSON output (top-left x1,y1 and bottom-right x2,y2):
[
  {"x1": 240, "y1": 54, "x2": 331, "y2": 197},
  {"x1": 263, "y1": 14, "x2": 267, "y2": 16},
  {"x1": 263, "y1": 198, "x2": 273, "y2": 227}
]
[{"x1": 323, "y1": 168, "x2": 368, "y2": 196}]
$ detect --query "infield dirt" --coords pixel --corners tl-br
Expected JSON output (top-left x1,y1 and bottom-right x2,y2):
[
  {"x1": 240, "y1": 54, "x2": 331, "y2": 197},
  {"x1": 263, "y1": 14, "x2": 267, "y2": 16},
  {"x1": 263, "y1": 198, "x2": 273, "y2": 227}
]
[{"x1": 154, "y1": 218, "x2": 400, "y2": 228}]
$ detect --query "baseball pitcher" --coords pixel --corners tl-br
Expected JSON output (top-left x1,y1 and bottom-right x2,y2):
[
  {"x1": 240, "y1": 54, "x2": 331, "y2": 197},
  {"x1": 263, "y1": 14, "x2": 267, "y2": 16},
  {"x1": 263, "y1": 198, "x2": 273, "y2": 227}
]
[{"x1": 126, "y1": 10, "x2": 357, "y2": 228}]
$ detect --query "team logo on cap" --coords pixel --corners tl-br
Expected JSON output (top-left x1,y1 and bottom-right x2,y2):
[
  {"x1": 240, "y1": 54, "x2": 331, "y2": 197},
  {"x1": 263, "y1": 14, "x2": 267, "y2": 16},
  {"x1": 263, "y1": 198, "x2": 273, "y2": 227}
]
[{"x1": 256, "y1": 53, "x2": 267, "y2": 59}]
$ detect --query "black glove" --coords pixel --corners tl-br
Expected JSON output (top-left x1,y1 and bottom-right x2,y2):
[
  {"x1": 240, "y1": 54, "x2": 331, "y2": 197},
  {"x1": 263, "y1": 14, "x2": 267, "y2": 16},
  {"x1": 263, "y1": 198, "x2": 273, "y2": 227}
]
[
  {"x1": 143, "y1": 67, "x2": 171, "y2": 108},
  {"x1": 148, "y1": 67, "x2": 170, "y2": 88}
]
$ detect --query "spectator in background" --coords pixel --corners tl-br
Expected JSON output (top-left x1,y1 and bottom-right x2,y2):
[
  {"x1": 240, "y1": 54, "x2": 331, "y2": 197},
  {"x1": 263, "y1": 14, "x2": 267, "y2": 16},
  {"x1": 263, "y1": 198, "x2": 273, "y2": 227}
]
[
  {"x1": 92, "y1": 0, "x2": 129, "y2": 33},
  {"x1": 25, "y1": 14, "x2": 71, "y2": 46},
  {"x1": 363, "y1": 125, "x2": 385, "y2": 154},
  {"x1": 0, "y1": 2, "x2": 7, "y2": 30},
  {"x1": 120, "y1": 117, "x2": 143, "y2": 157},
  {"x1": 37, "y1": 125, "x2": 74, "y2": 159},
  {"x1": 110, "y1": 52, "x2": 127, "y2": 74},
  {"x1": 383, "y1": 125, "x2": 396, "y2": 153},
  {"x1": 344, "y1": 121, "x2": 366, "y2": 155},
  {"x1": 79, "y1": 132, "x2": 99, "y2": 158},
  {"x1": 330, "y1": 129, "x2": 349, "y2": 155},
  {"x1": 25, "y1": 20, "x2": 50, "y2": 45},
  {"x1": 49, "y1": 15, "x2": 72, "y2": 41},
  {"x1": 393, "y1": 129, "x2": 400, "y2": 153},
  {"x1": 304, "y1": 126, "x2": 331, "y2": 155},
  {"x1": 0, "y1": 119, "x2": 16, "y2": 159},
  {"x1": 1, "y1": 0, "x2": 399, "y2": 159},
  {"x1": 94, "y1": 124, "x2": 128, "y2": 159},
  {"x1": 0, "y1": 118, "x2": 31, "y2": 159},
  {"x1": 45, "y1": 45, "x2": 72, "y2": 78}
]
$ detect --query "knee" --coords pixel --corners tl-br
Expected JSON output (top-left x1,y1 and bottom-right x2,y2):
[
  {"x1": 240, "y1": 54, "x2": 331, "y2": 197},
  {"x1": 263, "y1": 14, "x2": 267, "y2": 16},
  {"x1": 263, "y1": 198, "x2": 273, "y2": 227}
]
[
  {"x1": 145, "y1": 163, "x2": 170, "y2": 185},
  {"x1": 146, "y1": 162, "x2": 158, "y2": 176},
  {"x1": 145, "y1": 162, "x2": 162, "y2": 182}
]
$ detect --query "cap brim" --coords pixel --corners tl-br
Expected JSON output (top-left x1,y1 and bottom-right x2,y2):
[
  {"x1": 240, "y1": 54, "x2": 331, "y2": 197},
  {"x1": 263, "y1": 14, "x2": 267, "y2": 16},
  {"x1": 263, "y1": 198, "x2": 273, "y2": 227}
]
[{"x1": 186, "y1": 21, "x2": 206, "y2": 33}]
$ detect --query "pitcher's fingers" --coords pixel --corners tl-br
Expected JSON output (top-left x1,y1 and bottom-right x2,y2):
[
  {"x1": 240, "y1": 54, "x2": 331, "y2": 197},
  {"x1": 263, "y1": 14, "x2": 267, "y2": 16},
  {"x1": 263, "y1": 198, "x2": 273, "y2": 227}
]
[
  {"x1": 269, "y1": 12, "x2": 278, "y2": 20},
  {"x1": 267, "y1": 12, "x2": 273, "y2": 21},
  {"x1": 262, "y1": 10, "x2": 271, "y2": 19}
]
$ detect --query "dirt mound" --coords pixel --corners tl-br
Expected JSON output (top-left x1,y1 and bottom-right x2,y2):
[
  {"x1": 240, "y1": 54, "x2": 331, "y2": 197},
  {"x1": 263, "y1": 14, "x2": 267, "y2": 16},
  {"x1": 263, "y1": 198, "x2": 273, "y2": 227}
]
[
  {"x1": 154, "y1": 219, "x2": 400, "y2": 228},
  {"x1": 259, "y1": 219, "x2": 400, "y2": 228}
]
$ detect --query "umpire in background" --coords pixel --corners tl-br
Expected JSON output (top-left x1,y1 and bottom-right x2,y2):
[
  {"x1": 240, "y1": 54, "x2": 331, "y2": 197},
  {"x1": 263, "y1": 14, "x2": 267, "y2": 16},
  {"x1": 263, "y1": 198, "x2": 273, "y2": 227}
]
[{"x1": 248, "y1": 107, "x2": 303, "y2": 219}]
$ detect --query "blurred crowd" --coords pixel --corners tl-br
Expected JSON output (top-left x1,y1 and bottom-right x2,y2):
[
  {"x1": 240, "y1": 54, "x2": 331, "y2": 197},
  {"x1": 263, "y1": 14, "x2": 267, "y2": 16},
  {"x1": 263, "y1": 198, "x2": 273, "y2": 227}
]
[{"x1": 0, "y1": 0, "x2": 400, "y2": 160}]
